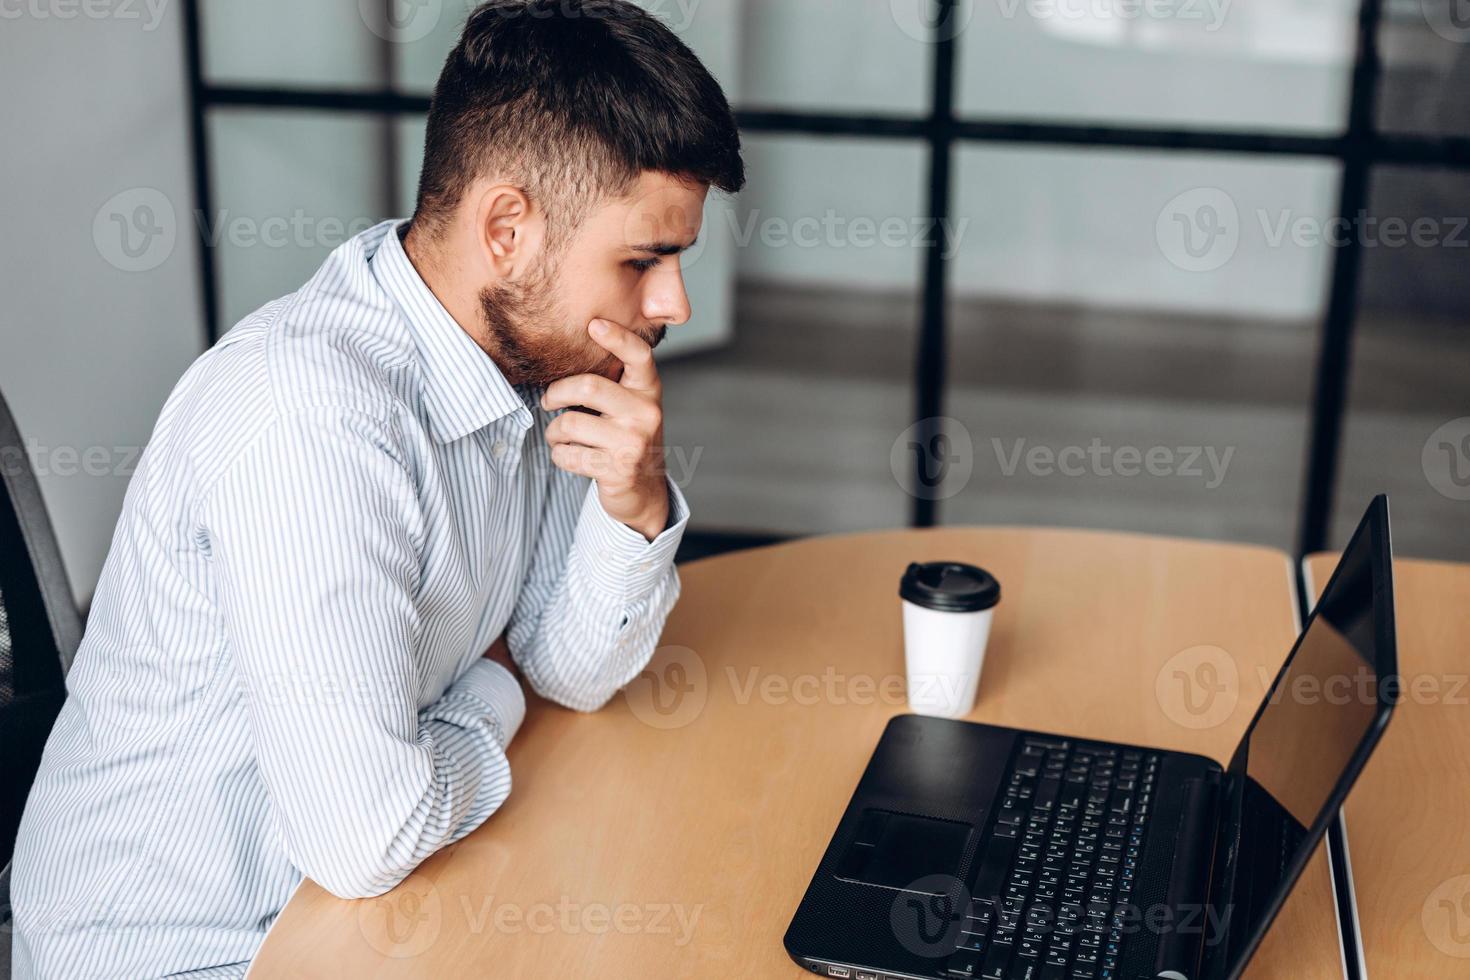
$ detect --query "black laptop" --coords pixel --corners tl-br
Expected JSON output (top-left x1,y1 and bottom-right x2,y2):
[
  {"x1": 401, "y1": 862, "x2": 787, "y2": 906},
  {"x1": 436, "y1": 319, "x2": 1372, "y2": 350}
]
[{"x1": 785, "y1": 496, "x2": 1397, "y2": 980}]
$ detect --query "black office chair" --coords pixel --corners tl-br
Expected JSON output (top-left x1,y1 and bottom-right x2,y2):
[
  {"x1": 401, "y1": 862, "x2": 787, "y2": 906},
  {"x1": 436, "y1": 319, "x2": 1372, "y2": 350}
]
[{"x1": 0, "y1": 389, "x2": 82, "y2": 969}]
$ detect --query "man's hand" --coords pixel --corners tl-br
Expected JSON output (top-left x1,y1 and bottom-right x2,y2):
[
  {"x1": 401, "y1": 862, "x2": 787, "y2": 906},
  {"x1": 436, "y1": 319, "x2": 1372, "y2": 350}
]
[{"x1": 541, "y1": 319, "x2": 670, "y2": 541}]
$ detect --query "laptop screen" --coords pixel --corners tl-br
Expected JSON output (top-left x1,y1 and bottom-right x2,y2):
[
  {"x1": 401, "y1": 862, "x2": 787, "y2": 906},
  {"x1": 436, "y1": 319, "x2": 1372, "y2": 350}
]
[{"x1": 1219, "y1": 499, "x2": 1394, "y2": 973}]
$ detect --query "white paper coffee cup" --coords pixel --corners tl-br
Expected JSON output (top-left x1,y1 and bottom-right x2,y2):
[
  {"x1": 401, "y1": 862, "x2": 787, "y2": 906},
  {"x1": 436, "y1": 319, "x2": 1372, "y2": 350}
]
[{"x1": 899, "y1": 562, "x2": 1001, "y2": 718}]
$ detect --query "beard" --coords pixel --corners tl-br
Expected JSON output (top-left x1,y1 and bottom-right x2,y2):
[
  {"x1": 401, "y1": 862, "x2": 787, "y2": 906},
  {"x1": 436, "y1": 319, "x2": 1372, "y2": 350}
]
[
  {"x1": 479, "y1": 266, "x2": 668, "y2": 389},
  {"x1": 478, "y1": 262, "x2": 599, "y2": 389}
]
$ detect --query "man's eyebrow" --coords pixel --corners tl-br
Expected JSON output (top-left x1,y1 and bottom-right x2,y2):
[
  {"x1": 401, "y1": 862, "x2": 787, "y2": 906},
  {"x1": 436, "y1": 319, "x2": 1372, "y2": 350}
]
[{"x1": 628, "y1": 235, "x2": 699, "y2": 256}]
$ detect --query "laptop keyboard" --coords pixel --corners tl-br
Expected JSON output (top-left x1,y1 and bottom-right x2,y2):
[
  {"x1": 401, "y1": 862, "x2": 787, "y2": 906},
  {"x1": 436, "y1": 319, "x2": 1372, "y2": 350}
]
[{"x1": 944, "y1": 737, "x2": 1161, "y2": 980}]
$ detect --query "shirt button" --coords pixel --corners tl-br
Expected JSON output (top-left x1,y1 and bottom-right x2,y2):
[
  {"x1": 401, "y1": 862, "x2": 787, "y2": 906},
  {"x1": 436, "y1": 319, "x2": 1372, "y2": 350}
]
[{"x1": 491, "y1": 440, "x2": 508, "y2": 459}]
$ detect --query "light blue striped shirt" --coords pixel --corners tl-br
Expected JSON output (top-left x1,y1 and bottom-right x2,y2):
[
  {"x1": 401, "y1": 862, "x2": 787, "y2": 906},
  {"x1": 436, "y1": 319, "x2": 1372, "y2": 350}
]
[{"x1": 11, "y1": 220, "x2": 687, "y2": 978}]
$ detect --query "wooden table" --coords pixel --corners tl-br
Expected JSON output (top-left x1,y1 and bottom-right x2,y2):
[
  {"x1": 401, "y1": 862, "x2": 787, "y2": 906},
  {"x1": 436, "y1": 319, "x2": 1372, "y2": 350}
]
[
  {"x1": 248, "y1": 528, "x2": 1344, "y2": 978},
  {"x1": 1306, "y1": 554, "x2": 1470, "y2": 977}
]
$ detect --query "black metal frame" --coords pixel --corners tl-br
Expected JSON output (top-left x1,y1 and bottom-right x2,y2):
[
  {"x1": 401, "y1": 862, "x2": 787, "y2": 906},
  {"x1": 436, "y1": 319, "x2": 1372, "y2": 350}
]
[{"x1": 181, "y1": 0, "x2": 1470, "y2": 556}]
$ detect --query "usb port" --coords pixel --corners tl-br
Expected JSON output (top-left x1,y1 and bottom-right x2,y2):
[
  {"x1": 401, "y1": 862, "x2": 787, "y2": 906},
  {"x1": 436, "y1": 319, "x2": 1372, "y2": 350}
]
[
  {"x1": 827, "y1": 968, "x2": 850, "y2": 978},
  {"x1": 855, "y1": 972, "x2": 879, "y2": 980}
]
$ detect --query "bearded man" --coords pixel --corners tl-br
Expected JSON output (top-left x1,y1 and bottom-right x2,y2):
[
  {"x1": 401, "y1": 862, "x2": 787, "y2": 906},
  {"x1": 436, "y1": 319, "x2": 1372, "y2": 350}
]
[{"x1": 10, "y1": 2, "x2": 743, "y2": 975}]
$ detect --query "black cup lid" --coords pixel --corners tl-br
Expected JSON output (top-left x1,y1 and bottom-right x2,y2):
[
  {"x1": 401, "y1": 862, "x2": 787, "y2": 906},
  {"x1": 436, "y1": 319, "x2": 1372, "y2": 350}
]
[{"x1": 899, "y1": 561, "x2": 1001, "y2": 612}]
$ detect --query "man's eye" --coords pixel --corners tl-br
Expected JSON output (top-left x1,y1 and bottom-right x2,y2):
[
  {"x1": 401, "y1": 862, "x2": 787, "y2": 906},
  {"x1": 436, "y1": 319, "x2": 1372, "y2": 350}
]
[{"x1": 628, "y1": 257, "x2": 660, "y2": 272}]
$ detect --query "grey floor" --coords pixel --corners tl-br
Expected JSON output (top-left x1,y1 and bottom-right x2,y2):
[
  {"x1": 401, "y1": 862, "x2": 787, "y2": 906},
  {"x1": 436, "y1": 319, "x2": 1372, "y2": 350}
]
[{"x1": 662, "y1": 281, "x2": 1470, "y2": 563}]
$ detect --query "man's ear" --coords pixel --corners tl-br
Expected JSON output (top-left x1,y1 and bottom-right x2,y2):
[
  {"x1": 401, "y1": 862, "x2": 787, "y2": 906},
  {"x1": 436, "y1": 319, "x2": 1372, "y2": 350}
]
[{"x1": 475, "y1": 183, "x2": 544, "y2": 279}]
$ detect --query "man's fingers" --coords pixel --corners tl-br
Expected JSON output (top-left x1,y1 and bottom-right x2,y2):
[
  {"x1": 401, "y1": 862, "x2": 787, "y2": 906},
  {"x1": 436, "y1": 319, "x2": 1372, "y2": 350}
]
[
  {"x1": 588, "y1": 318, "x2": 659, "y2": 392},
  {"x1": 545, "y1": 409, "x2": 621, "y2": 450},
  {"x1": 549, "y1": 443, "x2": 614, "y2": 482},
  {"x1": 541, "y1": 373, "x2": 644, "y2": 417}
]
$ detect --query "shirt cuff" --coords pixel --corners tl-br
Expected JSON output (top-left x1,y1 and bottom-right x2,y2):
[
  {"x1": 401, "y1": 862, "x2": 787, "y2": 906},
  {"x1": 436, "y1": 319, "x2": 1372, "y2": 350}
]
[
  {"x1": 444, "y1": 658, "x2": 527, "y2": 748},
  {"x1": 573, "y1": 477, "x2": 689, "y2": 601}
]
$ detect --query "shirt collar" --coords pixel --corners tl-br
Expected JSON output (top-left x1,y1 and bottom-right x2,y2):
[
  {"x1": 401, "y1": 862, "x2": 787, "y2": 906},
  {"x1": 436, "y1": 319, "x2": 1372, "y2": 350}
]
[{"x1": 370, "y1": 221, "x2": 529, "y2": 443}]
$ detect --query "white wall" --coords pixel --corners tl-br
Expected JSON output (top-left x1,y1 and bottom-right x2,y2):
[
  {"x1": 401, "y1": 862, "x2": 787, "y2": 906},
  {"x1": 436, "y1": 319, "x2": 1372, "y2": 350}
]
[{"x1": 0, "y1": 3, "x2": 204, "y2": 606}]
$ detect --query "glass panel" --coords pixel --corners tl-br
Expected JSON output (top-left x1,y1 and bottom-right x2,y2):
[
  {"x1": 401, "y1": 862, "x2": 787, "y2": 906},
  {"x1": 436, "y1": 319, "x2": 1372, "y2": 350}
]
[
  {"x1": 200, "y1": 0, "x2": 387, "y2": 89},
  {"x1": 1333, "y1": 166, "x2": 1470, "y2": 561},
  {"x1": 209, "y1": 110, "x2": 392, "y2": 329},
  {"x1": 661, "y1": 135, "x2": 928, "y2": 536},
  {"x1": 737, "y1": 0, "x2": 929, "y2": 114},
  {"x1": 1376, "y1": 0, "x2": 1470, "y2": 138},
  {"x1": 956, "y1": 0, "x2": 1358, "y2": 134},
  {"x1": 395, "y1": 115, "x2": 428, "y2": 216},
  {"x1": 941, "y1": 146, "x2": 1338, "y2": 548}
]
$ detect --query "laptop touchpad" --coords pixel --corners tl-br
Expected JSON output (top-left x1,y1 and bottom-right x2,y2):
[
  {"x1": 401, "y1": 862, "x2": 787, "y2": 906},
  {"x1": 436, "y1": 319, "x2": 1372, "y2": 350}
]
[{"x1": 834, "y1": 809, "x2": 973, "y2": 890}]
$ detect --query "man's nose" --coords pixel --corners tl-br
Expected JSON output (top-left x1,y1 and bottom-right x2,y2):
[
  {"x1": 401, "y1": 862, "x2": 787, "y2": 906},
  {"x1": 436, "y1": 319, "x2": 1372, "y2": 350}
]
[{"x1": 642, "y1": 266, "x2": 692, "y2": 327}]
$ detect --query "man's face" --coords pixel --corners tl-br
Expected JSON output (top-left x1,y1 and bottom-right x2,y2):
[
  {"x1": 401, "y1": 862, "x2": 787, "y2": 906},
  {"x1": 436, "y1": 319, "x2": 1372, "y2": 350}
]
[{"x1": 480, "y1": 171, "x2": 708, "y2": 388}]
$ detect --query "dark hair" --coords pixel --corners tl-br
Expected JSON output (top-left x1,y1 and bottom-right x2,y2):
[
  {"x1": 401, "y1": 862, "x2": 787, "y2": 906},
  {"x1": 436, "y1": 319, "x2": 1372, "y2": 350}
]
[{"x1": 412, "y1": 0, "x2": 745, "y2": 243}]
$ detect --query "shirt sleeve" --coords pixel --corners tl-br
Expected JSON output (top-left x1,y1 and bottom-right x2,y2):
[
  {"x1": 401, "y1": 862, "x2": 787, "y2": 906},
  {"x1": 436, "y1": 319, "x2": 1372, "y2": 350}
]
[
  {"x1": 202, "y1": 406, "x2": 525, "y2": 900},
  {"x1": 507, "y1": 457, "x2": 689, "y2": 712}
]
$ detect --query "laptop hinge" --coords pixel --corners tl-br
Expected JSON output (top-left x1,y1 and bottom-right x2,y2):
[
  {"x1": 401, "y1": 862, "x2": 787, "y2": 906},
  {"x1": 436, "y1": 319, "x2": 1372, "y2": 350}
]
[{"x1": 1153, "y1": 771, "x2": 1225, "y2": 980}]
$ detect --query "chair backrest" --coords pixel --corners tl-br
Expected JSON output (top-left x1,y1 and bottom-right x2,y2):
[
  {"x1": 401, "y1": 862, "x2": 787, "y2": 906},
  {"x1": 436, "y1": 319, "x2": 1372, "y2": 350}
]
[{"x1": 0, "y1": 388, "x2": 81, "y2": 912}]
